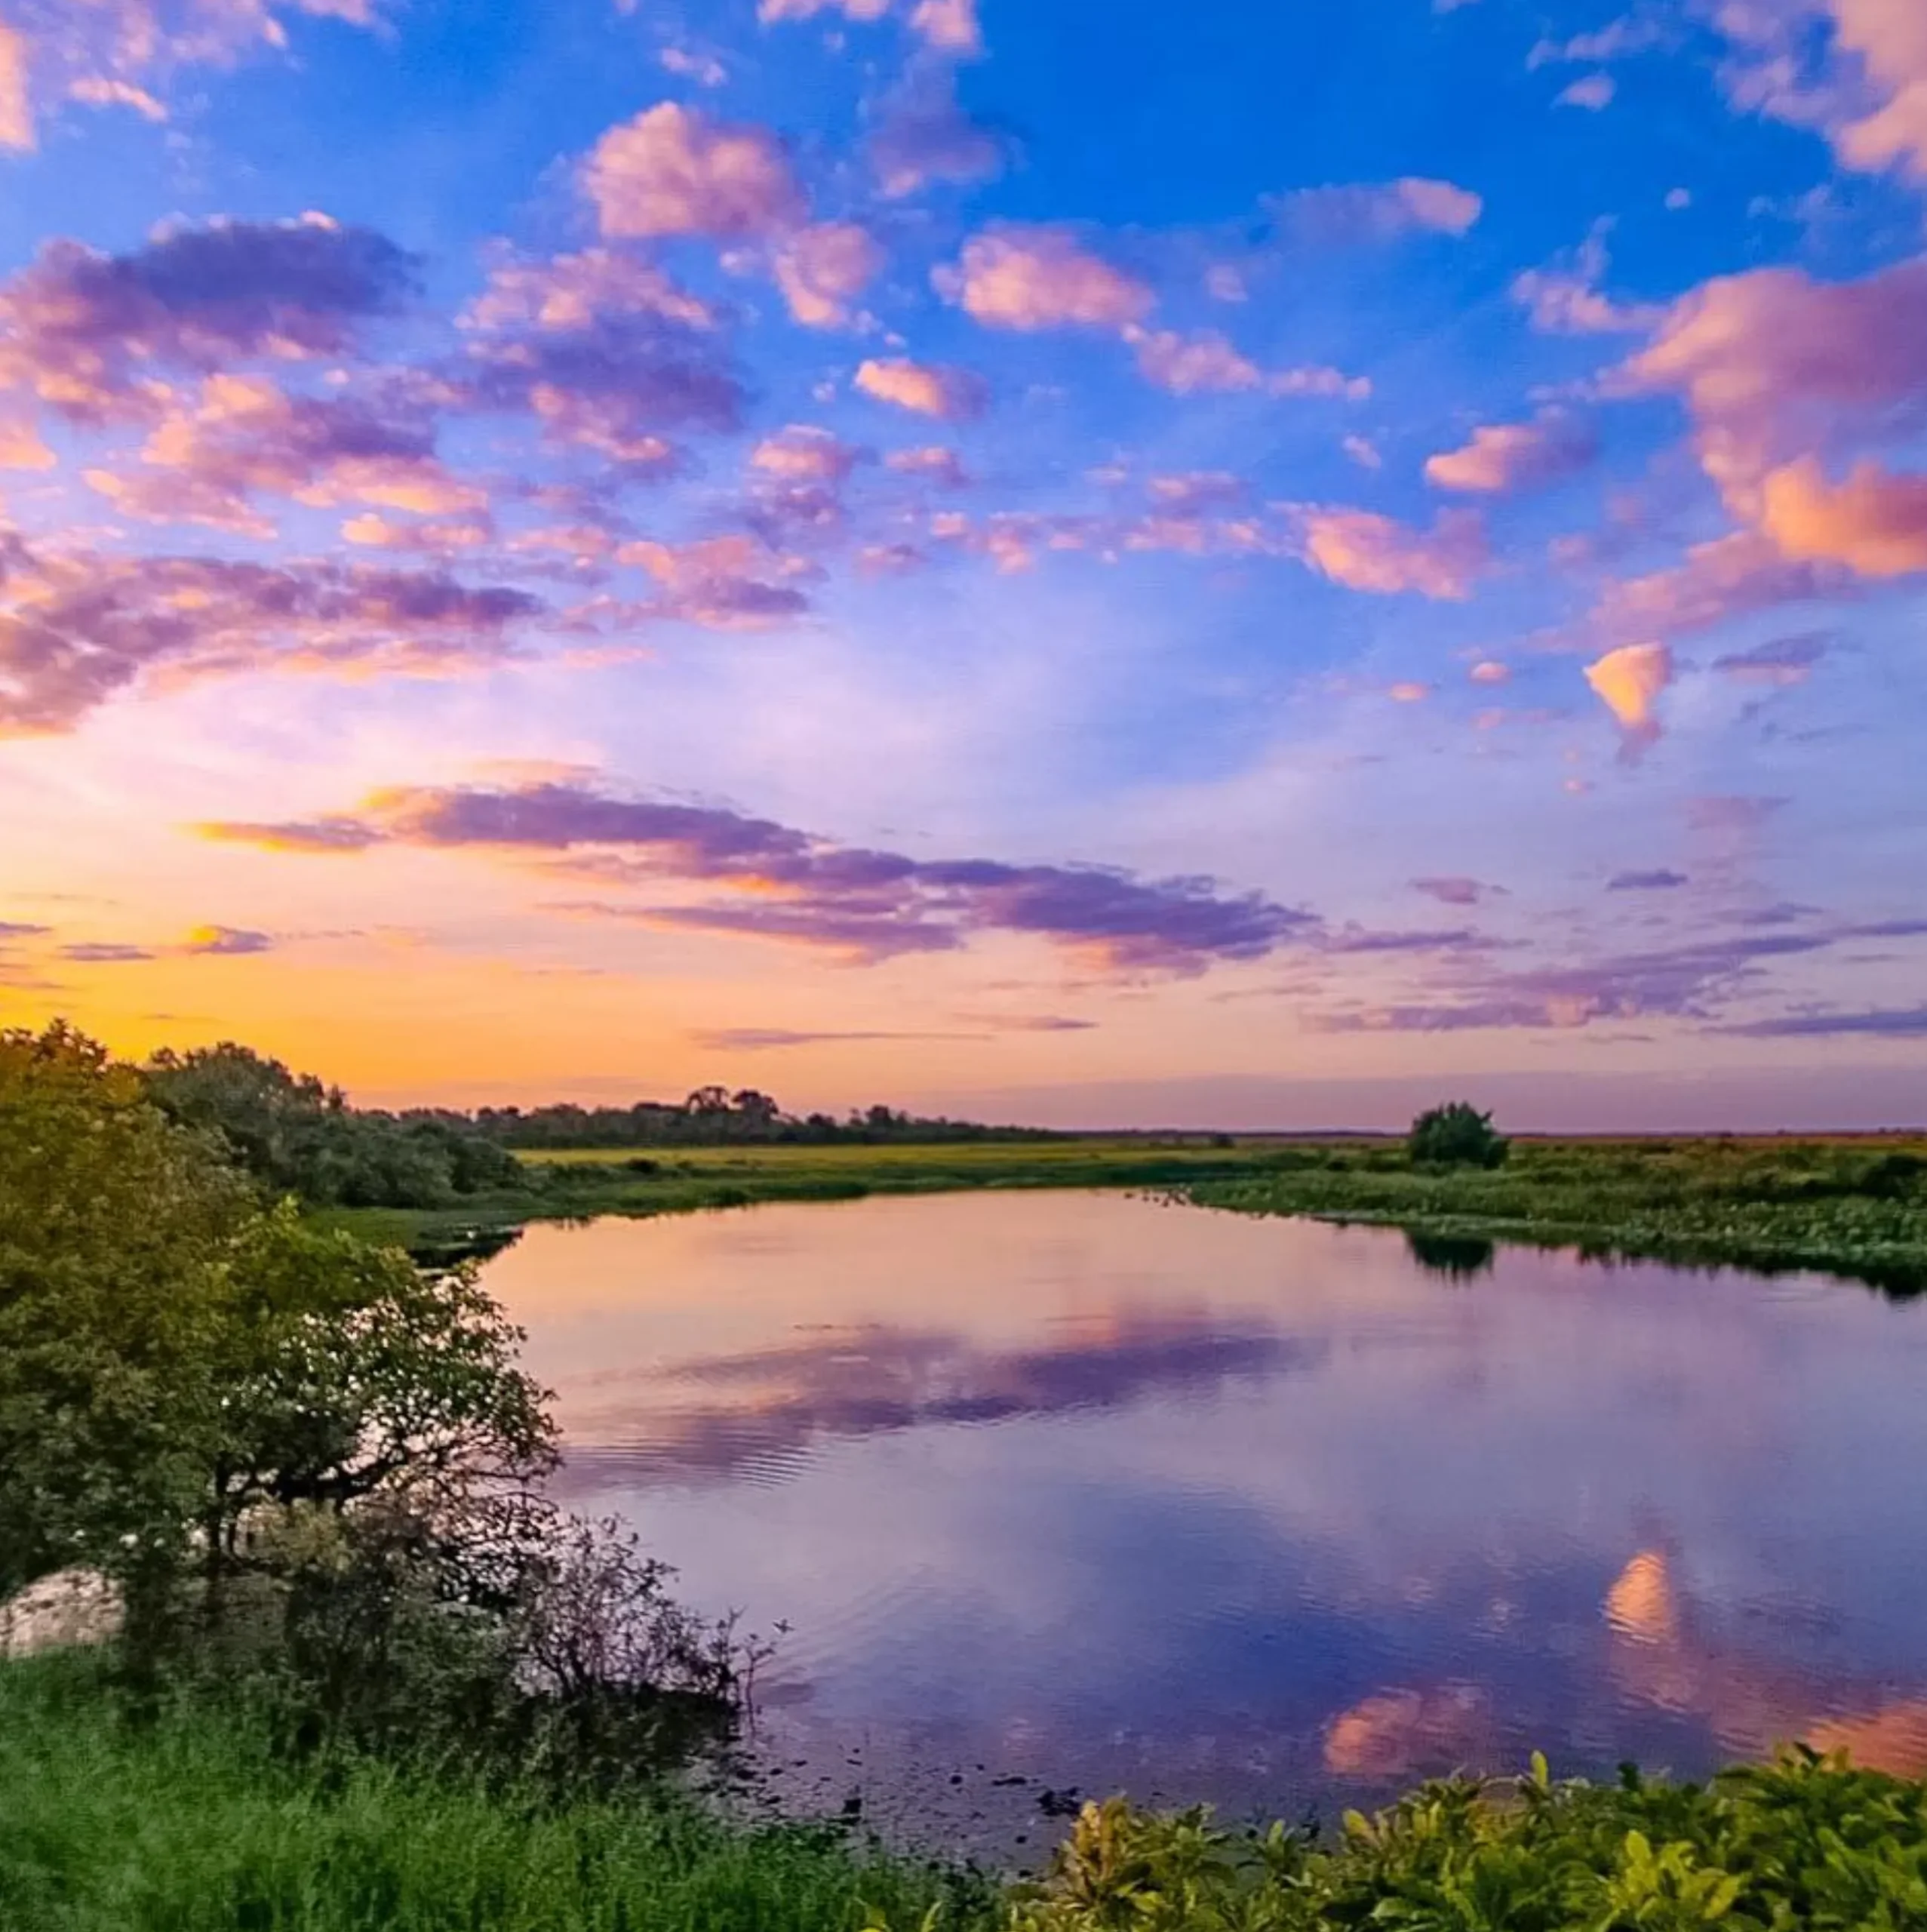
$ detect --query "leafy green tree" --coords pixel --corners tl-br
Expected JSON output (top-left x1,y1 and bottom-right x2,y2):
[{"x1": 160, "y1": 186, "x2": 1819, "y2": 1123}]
[
  {"x1": 0, "y1": 1024, "x2": 249, "y2": 1607},
  {"x1": 1408, "y1": 1101, "x2": 1511, "y2": 1170}
]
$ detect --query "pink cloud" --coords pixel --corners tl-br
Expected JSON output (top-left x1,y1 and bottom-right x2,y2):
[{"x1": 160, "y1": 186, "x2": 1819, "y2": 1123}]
[
  {"x1": 465, "y1": 248, "x2": 715, "y2": 334},
  {"x1": 1277, "y1": 177, "x2": 1483, "y2": 241},
  {"x1": 854, "y1": 355, "x2": 989, "y2": 420},
  {"x1": 1619, "y1": 257, "x2": 1927, "y2": 509},
  {"x1": 774, "y1": 222, "x2": 884, "y2": 329},
  {"x1": 1555, "y1": 72, "x2": 1617, "y2": 109},
  {"x1": 937, "y1": 226, "x2": 1154, "y2": 332},
  {"x1": 1295, "y1": 505, "x2": 1490, "y2": 599},
  {"x1": 750, "y1": 424, "x2": 862, "y2": 482},
  {"x1": 1757, "y1": 456, "x2": 1927, "y2": 577},
  {"x1": 1125, "y1": 327, "x2": 1369, "y2": 400},
  {"x1": 758, "y1": 0, "x2": 981, "y2": 55},
  {"x1": 884, "y1": 445, "x2": 970, "y2": 487},
  {"x1": 616, "y1": 533, "x2": 812, "y2": 629},
  {"x1": 1511, "y1": 230, "x2": 1659, "y2": 335},
  {"x1": 583, "y1": 103, "x2": 806, "y2": 242},
  {"x1": 1413, "y1": 876, "x2": 1504, "y2": 906},
  {"x1": 1588, "y1": 530, "x2": 1846, "y2": 640},
  {"x1": 81, "y1": 371, "x2": 481, "y2": 534},
  {"x1": 1425, "y1": 409, "x2": 1596, "y2": 494},
  {"x1": 1713, "y1": 0, "x2": 1927, "y2": 181},
  {"x1": 68, "y1": 76, "x2": 167, "y2": 121},
  {"x1": 1, "y1": 25, "x2": 32, "y2": 150}
]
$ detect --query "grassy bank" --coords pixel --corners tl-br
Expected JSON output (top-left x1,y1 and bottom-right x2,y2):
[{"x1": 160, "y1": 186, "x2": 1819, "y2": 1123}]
[
  {"x1": 0, "y1": 1654, "x2": 982, "y2": 1932},
  {"x1": 9, "y1": 1655, "x2": 1927, "y2": 1932},
  {"x1": 315, "y1": 1137, "x2": 1311, "y2": 1258},
  {"x1": 314, "y1": 1131, "x2": 1927, "y2": 1294},
  {"x1": 1186, "y1": 1134, "x2": 1927, "y2": 1295}
]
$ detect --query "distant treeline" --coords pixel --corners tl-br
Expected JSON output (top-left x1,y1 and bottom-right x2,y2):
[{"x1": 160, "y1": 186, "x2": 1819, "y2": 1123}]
[
  {"x1": 141, "y1": 1045, "x2": 1056, "y2": 1211},
  {"x1": 418, "y1": 1085, "x2": 1064, "y2": 1151}
]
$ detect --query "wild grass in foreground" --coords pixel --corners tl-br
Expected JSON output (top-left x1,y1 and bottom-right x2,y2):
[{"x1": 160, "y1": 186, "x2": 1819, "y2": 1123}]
[
  {"x1": 0, "y1": 1654, "x2": 983, "y2": 1932},
  {"x1": 7, "y1": 1656, "x2": 1927, "y2": 1932}
]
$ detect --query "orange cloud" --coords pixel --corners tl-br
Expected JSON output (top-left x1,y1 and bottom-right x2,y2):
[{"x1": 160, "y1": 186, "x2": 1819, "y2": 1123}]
[
  {"x1": 1425, "y1": 409, "x2": 1595, "y2": 494},
  {"x1": 1297, "y1": 506, "x2": 1489, "y2": 599},
  {"x1": 854, "y1": 356, "x2": 988, "y2": 420},
  {"x1": 884, "y1": 445, "x2": 968, "y2": 486},
  {"x1": 1584, "y1": 641, "x2": 1673, "y2": 742},
  {"x1": 1323, "y1": 1684, "x2": 1491, "y2": 1779},
  {"x1": 0, "y1": 409, "x2": 54, "y2": 470},
  {"x1": 774, "y1": 222, "x2": 884, "y2": 328},
  {"x1": 1757, "y1": 457, "x2": 1927, "y2": 577},
  {"x1": 584, "y1": 103, "x2": 805, "y2": 241},
  {"x1": 938, "y1": 226, "x2": 1154, "y2": 332}
]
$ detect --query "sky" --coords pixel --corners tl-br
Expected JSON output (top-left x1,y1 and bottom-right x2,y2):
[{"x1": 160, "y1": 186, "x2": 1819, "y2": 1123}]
[{"x1": 0, "y1": 0, "x2": 1924, "y2": 1127}]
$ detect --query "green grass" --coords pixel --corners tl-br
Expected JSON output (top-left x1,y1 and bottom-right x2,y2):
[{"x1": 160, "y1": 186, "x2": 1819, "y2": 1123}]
[
  {"x1": 312, "y1": 1131, "x2": 1927, "y2": 1294},
  {"x1": 1187, "y1": 1135, "x2": 1927, "y2": 1295},
  {"x1": 0, "y1": 1654, "x2": 983, "y2": 1932},
  {"x1": 315, "y1": 1138, "x2": 1314, "y2": 1256}
]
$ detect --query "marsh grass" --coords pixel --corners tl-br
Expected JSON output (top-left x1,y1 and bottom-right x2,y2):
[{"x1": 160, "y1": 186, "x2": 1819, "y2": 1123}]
[{"x1": 0, "y1": 1654, "x2": 985, "y2": 1932}]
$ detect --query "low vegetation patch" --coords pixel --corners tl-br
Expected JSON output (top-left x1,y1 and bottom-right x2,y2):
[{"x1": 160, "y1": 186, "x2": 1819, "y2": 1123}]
[{"x1": 1189, "y1": 1117, "x2": 1927, "y2": 1296}]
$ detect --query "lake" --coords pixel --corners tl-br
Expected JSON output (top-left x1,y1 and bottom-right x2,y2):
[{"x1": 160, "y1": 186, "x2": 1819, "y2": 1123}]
[{"x1": 481, "y1": 1190, "x2": 1927, "y2": 1854}]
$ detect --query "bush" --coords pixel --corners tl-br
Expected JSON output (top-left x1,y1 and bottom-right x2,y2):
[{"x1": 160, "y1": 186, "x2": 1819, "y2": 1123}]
[
  {"x1": 1011, "y1": 1755, "x2": 1927, "y2": 1932},
  {"x1": 1408, "y1": 1102, "x2": 1510, "y2": 1170}
]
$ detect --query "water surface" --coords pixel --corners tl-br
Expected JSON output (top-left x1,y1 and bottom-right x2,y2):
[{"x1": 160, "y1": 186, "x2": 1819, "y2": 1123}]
[{"x1": 482, "y1": 1192, "x2": 1927, "y2": 1851}]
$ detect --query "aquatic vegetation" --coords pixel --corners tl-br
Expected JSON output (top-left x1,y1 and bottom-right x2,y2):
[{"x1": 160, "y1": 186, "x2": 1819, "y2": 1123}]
[{"x1": 1190, "y1": 1136, "x2": 1927, "y2": 1296}]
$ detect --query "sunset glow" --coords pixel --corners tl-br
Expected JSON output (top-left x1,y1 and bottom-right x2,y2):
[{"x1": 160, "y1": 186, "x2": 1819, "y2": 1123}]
[{"x1": 2, "y1": 0, "x2": 1924, "y2": 1123}]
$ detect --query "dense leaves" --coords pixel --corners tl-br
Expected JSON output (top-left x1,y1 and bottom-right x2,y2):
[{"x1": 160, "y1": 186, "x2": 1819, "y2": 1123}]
[
  {"x1": 146, "y1": 1043, "x2": 522, "y2": 1208},
  {"x1": 1013, "y1": 1756, "x2": 1927, "y2": 1932},
  {"x1": 1408, "y1": 1103, "x2": 1511, "y2": 1171},
  {"x1": 1, "y1": 1023, "x2": 749, "y2": 1772}
]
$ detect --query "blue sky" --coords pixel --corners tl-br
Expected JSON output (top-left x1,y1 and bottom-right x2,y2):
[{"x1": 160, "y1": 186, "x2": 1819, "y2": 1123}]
[{"x1": 1, "y1": 0, "x2": 1924, "y2": 1123}]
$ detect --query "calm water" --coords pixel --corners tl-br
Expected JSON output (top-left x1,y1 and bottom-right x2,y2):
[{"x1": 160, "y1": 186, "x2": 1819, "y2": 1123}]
[{"x1": 481, "y1": 1192, "x2": 1927, "y2": 1852}]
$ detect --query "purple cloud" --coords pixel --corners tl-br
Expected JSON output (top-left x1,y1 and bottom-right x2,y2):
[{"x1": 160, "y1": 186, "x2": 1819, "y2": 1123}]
[
  {"x1": 183, "y1": 926, "x2": 275, "y2": 955},
  {"x1": 201, "y1": 779, "x2": 1318, "y2": 974},
  {"x1": 1607, "y1": 869, "x2": 1689, "y2": 891},
  {"x1": 0, "y1": 217, "x2": 418, "y2": 424},
  {"x1": 59, "y1": 942, "x2": 155, "y2": 963},
  {"x1": 1412, "y1": 876, "x2": 1505, "y2": 906},
  {"x1": 691, "y1": 1027, "x2": 982, "y2": 1051},
  {"x1": 1723, "y1": 1007, "x2": 1927, "y2": 1039},
  {"x1": 0, "y1": 534, "x2": 543, "y2": 734}
]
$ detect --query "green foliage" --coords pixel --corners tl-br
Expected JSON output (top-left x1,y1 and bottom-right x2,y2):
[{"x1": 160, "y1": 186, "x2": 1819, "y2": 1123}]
[
  {"x1": 0, "y1": 1023, "x2": 252, "y2": 1599},
  {"x1": 1408, "y1": 1103, "x2": 1511, "y2": 1171},
  {"x1": 1193, "y1": 1134, "x2": 1927, "y2": 1297},
  {"x1": 1008, "y1": 1756, "x2": 1927, "y2": 1932},
  {"x1": 2, "y1": 1023, "x2": 748, "y2": 1777},
  {"x1": 0, "y1": 1652, "x2": 978, "y2": 1932},
  {"x1": 146, "y1": 1042, "x2": 522, "y2": 1209}
]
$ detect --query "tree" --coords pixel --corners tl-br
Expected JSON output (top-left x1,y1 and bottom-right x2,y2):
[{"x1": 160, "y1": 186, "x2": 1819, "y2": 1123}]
[
  {"x1": 0, "y1": 1024, "x2": 250, "y2": 1606},
  {"x1": 1408, "y1": 1101, "x2": 1510, "y2": 1169}
]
